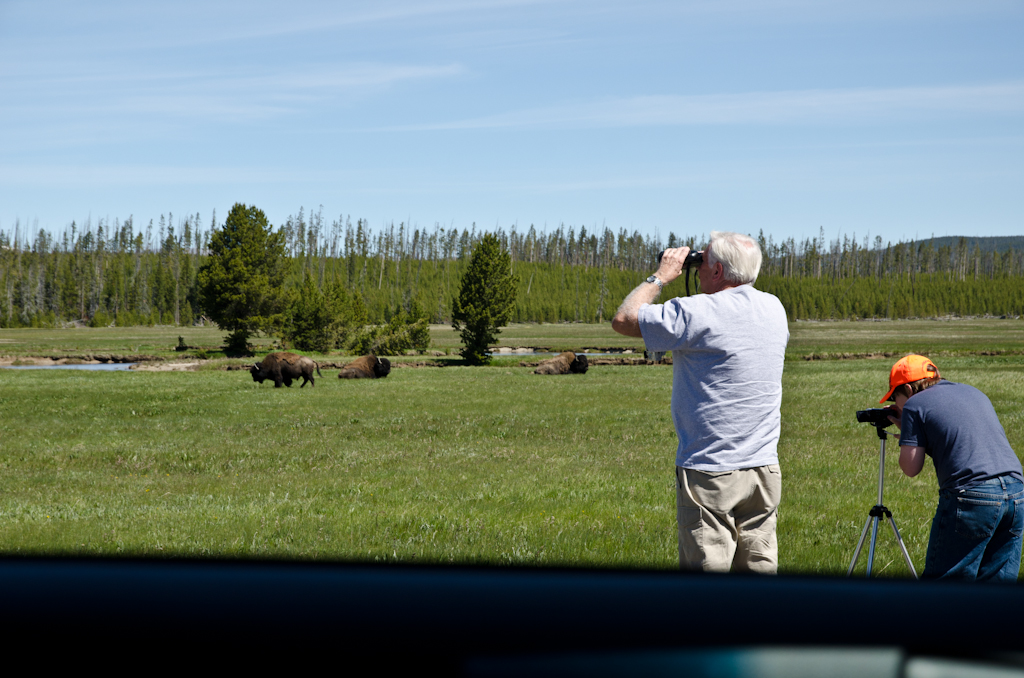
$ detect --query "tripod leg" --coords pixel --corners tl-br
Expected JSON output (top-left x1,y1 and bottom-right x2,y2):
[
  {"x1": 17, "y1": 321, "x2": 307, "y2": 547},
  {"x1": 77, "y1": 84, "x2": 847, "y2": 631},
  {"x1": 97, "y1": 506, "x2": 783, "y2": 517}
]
[
  {"x1": 866, "y1": 516, "x2": 881, "y2": 577},
  {"x1": 886, "y1": 515, "x2": 919, "y2": 579},
  {"x1": 847, "y1": 515, "x2": 873, "y2": 576}
]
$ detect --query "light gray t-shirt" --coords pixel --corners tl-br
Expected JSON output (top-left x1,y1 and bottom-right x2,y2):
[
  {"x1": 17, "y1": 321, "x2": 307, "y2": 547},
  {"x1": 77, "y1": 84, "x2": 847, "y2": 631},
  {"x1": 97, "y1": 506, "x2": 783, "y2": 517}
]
[{"x1": 638, "y1": 285, "x2": 789, "y2": 471}]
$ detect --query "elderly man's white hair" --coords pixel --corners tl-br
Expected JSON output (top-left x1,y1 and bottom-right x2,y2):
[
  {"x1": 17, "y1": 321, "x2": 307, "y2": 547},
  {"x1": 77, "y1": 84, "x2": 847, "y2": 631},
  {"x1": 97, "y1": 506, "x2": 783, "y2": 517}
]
[{"x1": 707, "y1": 231, "x2": 762, "y2": 285}]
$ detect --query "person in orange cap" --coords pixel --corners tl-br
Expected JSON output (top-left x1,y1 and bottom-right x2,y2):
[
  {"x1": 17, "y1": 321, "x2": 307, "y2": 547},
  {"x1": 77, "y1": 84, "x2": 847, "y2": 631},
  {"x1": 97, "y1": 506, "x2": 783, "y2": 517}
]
[{"x1": 883, "y1": 354, "x2": 1023, "y2": 581}]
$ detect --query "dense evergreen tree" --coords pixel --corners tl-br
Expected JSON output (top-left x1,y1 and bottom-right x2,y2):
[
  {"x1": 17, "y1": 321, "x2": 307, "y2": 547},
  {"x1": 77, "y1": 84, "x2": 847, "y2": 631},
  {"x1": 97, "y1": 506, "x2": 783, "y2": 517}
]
[
  {"x1": 452, "y1": 233, "x2": 519, "y2": 364},
  {"x1": 196, "y1": 203, "x2": 287, "y2": 353}
]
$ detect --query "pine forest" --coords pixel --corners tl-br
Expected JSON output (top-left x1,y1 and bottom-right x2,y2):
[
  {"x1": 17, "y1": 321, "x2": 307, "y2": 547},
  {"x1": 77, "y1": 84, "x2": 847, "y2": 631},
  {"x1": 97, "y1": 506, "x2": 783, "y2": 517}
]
[{"x1": 2, "y1": 207, "x2": 1024, "y2": 330}]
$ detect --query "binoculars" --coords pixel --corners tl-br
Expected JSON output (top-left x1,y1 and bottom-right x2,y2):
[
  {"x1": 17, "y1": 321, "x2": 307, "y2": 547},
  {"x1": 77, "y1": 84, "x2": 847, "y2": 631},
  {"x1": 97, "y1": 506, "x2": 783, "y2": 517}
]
[{"x1": 656, "y1": 250, "x2": 704, "y2": 270}]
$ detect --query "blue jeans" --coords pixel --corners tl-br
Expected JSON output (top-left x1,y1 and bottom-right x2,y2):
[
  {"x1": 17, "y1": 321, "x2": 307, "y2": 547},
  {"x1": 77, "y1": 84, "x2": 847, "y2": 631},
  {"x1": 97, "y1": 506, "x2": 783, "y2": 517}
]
[{"x1": 924, "y1": 475, "x2": 1024, "y2": 581}]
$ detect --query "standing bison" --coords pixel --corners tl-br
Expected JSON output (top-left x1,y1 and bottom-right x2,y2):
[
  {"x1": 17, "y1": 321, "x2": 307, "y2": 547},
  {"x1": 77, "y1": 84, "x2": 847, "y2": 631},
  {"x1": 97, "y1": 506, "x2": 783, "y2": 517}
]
[
  {"x1": 337, "y1": 355, "x2": 391, "y2": 379},
  {"x1": 534, "y1": 351, "x2": 588, "y2": 375},
  {"x1": 250, "y1": 352, "x2": 322, "y2": 388}
]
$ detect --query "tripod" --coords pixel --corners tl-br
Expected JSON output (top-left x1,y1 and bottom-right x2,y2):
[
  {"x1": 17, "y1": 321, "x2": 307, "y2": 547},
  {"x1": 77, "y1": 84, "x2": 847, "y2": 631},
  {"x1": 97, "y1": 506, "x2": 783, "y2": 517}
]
[{"x1": 847, "y1": 423, "x2": 919, "y2": 578}]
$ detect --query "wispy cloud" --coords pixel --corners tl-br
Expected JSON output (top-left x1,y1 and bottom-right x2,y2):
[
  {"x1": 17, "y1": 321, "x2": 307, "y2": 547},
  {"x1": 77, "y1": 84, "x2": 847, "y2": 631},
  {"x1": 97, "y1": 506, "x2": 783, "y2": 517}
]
[
  {"x1": 204, "y1": 0, "x2": 567, "y2": 43},
  {"x1": 0, "y1": 0, "x2": 572, "y2": 53},
  {"x1": 0, "y1": 164, "x2": 349, "y2": 186},
  {"x1": 1, "y1": 63, "x2": 466, "y2": 122},
  {"x1": 381, "y1": 82, "x2": 1024, "y2": 130},
  {"x1": 9, "y1": 0, "x2": 1014, "y2": 52}
]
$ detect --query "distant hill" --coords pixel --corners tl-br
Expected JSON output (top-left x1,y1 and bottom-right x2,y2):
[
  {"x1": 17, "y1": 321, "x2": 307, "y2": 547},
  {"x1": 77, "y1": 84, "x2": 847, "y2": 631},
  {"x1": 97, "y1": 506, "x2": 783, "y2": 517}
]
[{"x1": 908, "y1": 235, "x2": 1024, "y2": 254}]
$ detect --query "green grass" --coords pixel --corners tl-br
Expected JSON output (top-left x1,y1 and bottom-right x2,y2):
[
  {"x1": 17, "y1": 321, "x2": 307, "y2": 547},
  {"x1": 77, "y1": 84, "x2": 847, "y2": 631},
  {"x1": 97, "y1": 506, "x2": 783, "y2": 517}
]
[
  {"x1": 0, "y1": 365, "x2": 678, "y2": 565},
  {"x1": 786, "y1": 317, "x2": 1024, "y2": 359},
  {"x1": 3, "y1": 319, "x2": 1024, "y2": 575}
]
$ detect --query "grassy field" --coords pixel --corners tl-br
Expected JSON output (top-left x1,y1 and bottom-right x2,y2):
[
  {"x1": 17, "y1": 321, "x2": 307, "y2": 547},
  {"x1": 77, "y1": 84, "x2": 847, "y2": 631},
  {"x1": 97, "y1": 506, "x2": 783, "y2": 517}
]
[
  {"x1": 4, "y1": 317, "x2": 1024, "y2": 360},
  {"x1": 2, "y1": 318, "x2": 1023, "y2": 576},
  {"x1": 0, "y1": 325, "x2": 273, "y2": 361},
  {"x1": 0, "y1": 322, "x2": 648, "y2": 359},
  {"x1": 785, "y1": 318, "x2": 1024, "y2": 359}
]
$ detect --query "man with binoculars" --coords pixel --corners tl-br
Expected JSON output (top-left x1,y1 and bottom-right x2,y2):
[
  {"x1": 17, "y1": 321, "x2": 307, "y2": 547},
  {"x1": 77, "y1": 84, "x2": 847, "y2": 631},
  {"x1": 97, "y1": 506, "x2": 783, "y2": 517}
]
[{"x1": 612, "y1": 231, "x2": 788, "y2": 573}]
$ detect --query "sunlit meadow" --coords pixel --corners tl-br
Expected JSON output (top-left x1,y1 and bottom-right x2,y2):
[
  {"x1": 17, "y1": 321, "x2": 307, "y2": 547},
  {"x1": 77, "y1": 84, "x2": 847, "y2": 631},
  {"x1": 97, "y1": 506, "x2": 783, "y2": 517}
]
[{"x1": 2, "y1": 319, "x2": 1023, "y2": 576}]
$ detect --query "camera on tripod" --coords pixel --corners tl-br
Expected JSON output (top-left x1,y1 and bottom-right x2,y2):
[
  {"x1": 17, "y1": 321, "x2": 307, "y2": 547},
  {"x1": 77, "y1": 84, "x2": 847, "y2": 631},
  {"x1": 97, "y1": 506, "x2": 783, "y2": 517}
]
[
  {"x1": 856, "y1": 407, "x2": 897, "y2": 427},
  {"x1": 848, "y1": 404, "x2": 918, "y2": 578}
]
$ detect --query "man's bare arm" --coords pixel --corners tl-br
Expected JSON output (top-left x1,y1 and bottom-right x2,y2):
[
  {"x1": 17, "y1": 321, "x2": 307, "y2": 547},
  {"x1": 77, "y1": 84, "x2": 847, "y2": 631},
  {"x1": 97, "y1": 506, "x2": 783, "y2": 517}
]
[
  {"x1": 611, "y1": 283, "x2": 660, "y2": 337},
  {"x1": 611, "y1": 247, "x2": 691, "y2": 338}
]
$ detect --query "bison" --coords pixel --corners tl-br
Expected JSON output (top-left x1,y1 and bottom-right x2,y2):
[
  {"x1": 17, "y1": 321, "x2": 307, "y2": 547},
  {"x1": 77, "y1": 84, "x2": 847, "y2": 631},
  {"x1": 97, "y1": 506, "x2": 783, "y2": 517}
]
[
  {"x1": 337, "y1": 355, "x2": 391, "y2": 379},
  {"x1": 250, "y1": 352, "x2": 322, "y2": 388},
  {"x1": 534, "y1": 351, "x2": 588, "y2": 375}
]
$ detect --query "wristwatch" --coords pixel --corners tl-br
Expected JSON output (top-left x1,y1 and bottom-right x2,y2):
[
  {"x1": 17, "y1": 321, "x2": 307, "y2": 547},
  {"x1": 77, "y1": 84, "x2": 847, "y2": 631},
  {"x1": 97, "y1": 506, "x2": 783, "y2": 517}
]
[{"x1": 645, "y1": 274, "x2": 664, "y2": 291}]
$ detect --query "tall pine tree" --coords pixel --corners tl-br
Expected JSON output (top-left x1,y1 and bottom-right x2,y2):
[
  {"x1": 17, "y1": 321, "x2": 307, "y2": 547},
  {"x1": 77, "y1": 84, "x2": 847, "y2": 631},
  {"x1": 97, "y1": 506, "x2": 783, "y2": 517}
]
[
  {"x1": 452, "y1": 233, "x2": 519, "y2": 365},
  {"x1": 197, "y1": 203, "x2": 287, "y2": 353}
]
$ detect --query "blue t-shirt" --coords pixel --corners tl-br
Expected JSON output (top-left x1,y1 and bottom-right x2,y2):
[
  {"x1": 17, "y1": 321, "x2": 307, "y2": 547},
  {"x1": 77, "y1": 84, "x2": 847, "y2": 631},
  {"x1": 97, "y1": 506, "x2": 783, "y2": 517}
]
[
  {"x1": 638, "y1": 285, "x2": 789, "y2": 471},
  {"x1": 899, "y1": 380, "x2": 1023, "y2": 491}
]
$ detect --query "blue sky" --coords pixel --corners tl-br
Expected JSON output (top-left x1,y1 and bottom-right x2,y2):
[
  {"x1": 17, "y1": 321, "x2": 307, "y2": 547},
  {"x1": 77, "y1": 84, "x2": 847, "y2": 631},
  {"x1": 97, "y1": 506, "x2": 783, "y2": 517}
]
[{"x1": 1, "y1": 0, "x2": 1022, "y2": 245}]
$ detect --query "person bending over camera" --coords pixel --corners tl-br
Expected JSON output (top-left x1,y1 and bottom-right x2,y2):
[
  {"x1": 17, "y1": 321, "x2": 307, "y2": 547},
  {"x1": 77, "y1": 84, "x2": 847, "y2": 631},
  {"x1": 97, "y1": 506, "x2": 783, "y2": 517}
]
[
  {"x1": 882, "y1": 354, "x2": 1023, "y2": 581},
  {"x1": 611, "y1": 231, "x2": 789, "y2": 573}
]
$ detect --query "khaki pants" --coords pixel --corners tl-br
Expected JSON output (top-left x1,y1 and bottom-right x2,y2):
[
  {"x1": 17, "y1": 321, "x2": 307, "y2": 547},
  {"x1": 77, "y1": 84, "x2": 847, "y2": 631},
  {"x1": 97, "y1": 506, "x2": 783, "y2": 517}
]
[{"x1": 675, "y1": 465, "x2": 781, "y2": 573}]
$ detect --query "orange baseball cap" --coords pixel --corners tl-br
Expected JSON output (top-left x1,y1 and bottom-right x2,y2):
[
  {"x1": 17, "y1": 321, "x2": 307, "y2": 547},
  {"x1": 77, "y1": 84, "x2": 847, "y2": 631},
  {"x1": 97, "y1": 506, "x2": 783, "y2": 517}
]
[{"x1": 880, "y1": 354, "x2": 940, "y2": 403}]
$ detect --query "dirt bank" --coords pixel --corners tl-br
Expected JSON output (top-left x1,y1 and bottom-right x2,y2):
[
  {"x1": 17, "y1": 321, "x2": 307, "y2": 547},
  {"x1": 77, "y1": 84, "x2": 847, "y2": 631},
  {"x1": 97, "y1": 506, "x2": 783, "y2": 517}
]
[{"x1": 0, "y1": 354, "x2": 163, "y2": 366}]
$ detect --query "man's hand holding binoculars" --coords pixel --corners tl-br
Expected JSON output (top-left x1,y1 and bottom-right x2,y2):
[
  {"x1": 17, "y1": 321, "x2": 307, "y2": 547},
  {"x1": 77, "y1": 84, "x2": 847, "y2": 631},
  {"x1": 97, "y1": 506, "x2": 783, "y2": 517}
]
[{"x1": 654, "y1": 247, "x2": 697, "y2": 286}]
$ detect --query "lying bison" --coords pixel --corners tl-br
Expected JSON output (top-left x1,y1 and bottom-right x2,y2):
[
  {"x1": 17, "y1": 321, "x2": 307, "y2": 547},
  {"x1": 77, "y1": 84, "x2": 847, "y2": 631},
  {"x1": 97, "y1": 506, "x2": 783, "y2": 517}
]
[
  {"x1": 338, "y1": 355, "x2": 391, "y2": 379},
  {"x1": 250, "y1": 352, "x2": 322, "y2": 388},
  {"x1": 534, "y1": 351, "x2": 588, "y2": 375}
]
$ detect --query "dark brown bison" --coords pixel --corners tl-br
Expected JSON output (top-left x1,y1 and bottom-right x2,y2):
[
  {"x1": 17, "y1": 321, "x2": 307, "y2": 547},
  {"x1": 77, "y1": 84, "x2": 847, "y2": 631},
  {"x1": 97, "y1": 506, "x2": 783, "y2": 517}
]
[
  {"x1": 337, "y1": 355, "x2": 391, "y2": 379},
  {"x1": 534, "y1": 351, "x2": 588, "y2": 375},
  {"x1": 250, "y1": 352, "x2": 322, "y2": 388}
]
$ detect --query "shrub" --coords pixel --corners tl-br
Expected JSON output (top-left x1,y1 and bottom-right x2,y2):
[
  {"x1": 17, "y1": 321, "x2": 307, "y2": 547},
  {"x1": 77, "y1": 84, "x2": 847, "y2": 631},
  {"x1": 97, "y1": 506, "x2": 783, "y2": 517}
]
[
  {"x1": 283, "y1": 276, "x2": 368, "y2": 353},
  {"x1": 350, "y1": 314, "x2": 430, "y2": 356},
  {"x1": 89, "y1": 310, "x2": 113, "y2": 328}
]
